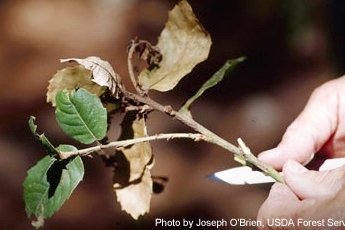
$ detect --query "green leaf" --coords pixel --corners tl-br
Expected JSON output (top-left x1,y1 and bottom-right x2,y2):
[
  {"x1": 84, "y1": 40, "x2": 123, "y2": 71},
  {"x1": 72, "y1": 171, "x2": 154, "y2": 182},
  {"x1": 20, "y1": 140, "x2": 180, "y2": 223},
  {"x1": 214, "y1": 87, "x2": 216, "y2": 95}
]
[
  {"x1": 180, "y1": 57, "x2": 245, "y2": 112},
  {"x1": 55, "y1": 88, "x2": 107, "y2": 144},
  {"x1": 23, "y1": 151, "x2": 84, "y2": 228},
  {"x1": 28, "y1": 116, "x2": 58, "y2": 156}
]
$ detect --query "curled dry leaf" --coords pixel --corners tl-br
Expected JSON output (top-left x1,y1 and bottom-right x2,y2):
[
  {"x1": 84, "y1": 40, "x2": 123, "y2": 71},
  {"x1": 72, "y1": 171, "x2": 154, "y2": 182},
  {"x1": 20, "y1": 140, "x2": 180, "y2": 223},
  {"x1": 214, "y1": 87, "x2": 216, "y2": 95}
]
[
  {"x1": 61, "y1": 56, "x2": 123, "y2": 98},
  {"x1": 138, "y1": 0, "x2": 212, "y2": 91},
  {"x1": 47, "y1": 65, "x2": 105, "y2": 106},
  {"x1": 113, "y1": 112, "x2": 154, "y2": 219}
]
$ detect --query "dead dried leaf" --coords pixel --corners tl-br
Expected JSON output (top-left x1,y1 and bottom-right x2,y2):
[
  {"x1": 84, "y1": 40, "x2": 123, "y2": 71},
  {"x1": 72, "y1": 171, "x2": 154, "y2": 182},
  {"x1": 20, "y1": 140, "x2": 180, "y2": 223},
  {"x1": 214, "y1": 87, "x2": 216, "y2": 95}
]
[
  {"x1": 61, "y1": 56, "x2": 123, "y2": 98},
  {"x1": 138, "y1": 0, "x2": 212, "y2": 91},
  {"x1": 114, "y1": 167, "x2": 153, "y2": 219},
  {"x1": 47, "y1": 65, "x2": 105, "y2": 106},
  {"x1": 113, "y1": 112, "x2": 154, "y2": 219}
]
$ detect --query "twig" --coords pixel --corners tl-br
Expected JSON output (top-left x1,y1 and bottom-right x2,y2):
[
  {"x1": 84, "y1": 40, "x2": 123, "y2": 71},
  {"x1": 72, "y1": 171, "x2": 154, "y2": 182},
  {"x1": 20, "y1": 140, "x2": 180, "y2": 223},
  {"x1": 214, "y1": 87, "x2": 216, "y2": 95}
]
[
  {"x1": 122, "y1": 90, "x2": 284, "y2": 183},
  {"x1": 127, "y1": 40, "x2": 145, "y2": 95},
  {"x1": 127, "y1": 39, "x2": 161, "y2": 95},
  {"x1": 58, "y1": 133, "x2": 205, "y2": 159}
]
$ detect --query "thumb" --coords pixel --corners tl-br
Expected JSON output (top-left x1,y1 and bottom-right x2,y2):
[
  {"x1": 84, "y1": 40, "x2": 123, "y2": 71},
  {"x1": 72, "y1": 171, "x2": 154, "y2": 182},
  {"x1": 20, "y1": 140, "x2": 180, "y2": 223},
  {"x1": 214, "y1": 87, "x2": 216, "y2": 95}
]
[
  {"x1": 258, "y1": 82, "x2": 340, "y2": 170},
  {"x1": 283, "y1": 160, "x2": 345, "y2": 199},
  {"x1": 257, "y1": 118, "x2": 320, "y2": 170}
]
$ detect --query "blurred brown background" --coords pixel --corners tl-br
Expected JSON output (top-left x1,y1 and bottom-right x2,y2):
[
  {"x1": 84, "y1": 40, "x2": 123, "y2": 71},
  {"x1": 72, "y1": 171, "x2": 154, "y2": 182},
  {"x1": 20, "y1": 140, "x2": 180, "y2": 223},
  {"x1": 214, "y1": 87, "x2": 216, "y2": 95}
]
[{"x1": 0, "y1": 0, "x2": 342, "y2": 229}]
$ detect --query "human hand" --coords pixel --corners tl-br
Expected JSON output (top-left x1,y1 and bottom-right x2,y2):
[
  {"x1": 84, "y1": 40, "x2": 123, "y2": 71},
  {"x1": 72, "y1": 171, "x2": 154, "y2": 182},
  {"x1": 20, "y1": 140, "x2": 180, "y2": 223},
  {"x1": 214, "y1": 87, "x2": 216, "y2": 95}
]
[
  {"x1": 258, "y1": 76, "x2": 345, "y2": 169},
  {"x1": 257, "y1": 160, "x2": 345, "y2": 230},
  {"x1": 257, "y1": 76, "x2": 345, "y2": 229}
]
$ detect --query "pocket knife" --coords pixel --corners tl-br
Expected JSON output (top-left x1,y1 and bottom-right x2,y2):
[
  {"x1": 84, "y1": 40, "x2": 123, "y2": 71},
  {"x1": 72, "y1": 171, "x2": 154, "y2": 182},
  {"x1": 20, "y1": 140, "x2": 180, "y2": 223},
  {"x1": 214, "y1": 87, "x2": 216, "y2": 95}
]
[{"x1": 209, "y1": 157, "x2": 345, "y2": 185}]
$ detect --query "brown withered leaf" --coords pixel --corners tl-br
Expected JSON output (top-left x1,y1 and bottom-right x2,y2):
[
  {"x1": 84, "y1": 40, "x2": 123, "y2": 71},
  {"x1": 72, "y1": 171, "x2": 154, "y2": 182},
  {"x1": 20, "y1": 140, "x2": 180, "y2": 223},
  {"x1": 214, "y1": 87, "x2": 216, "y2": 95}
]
[
  {"x1": 61, "y1": 56, "x2": 123, "y2": 98},
  {"x1": 113, "y1": 112, "x2": 154, "y2": 219},
  {"x1": 47, "y1": 65, "x2": 105, "y2": 106},
  {"x1": 138, "y1": 0, "x2": 212, "y2": 91}
]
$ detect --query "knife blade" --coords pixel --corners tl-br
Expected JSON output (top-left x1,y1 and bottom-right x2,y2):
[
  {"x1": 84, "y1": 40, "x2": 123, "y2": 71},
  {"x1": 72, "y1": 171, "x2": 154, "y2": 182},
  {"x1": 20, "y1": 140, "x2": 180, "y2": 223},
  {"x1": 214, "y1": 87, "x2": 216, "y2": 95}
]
[{"x1": 209, "y1": 157, "x2": 345, "y2": 185}]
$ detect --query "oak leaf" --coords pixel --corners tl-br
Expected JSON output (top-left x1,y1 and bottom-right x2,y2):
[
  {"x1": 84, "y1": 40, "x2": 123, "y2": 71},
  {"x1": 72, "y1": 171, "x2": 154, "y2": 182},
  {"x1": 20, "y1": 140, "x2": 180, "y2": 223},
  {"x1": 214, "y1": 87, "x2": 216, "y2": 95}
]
[
  {"x1": 138, "y1": 0, "x2": 212, "y2": 91},
  {"x1": 113, "y1": 112, "x2": 154, "y2": 219},
  {"x1": 55, "y1": 88, "x2": 107, "y2": 144},
  {"x1": 60, "y1": 56, "x2": 123, "y2": 98},
  {"x1": 47, "y1": 65, "x2": 105, "y2": 106}
]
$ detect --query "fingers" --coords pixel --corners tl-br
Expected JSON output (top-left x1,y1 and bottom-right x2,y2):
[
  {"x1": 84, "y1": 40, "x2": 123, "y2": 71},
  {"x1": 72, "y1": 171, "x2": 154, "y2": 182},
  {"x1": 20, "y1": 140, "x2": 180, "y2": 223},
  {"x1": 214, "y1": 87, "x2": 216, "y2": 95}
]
[
  {"x1": 258, "y1": 182, "x2": 300, "y2": 213},
  {"x1": 257, "y1": 160, "x2": 345, "y2": 229},
  {"x1": 257, "y1": 182, "x2": 301, "y2": 229},
  {"x1": 283, "y1": 160, "x2": 345, "y2": 199},
  {"x1": 257, "y1": 181, "x2": 338, "y2": 230},
  {"x1": 258, "y1": 79, "x2": 340, "y2": 169}
]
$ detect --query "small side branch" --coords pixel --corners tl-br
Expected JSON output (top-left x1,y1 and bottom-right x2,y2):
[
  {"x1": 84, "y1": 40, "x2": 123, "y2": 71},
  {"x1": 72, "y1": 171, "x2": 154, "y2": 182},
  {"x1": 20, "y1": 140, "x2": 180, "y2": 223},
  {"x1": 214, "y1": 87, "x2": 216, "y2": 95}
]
[
  {"x1": 127, "y1": 39, "x2": 145, "y2": 94},
  {"x1": 127, "y1": 38, "x2": 162, "y2": 95},
  {"x1": 58, "y1": 133, "x2": 205, "y2": 159}
]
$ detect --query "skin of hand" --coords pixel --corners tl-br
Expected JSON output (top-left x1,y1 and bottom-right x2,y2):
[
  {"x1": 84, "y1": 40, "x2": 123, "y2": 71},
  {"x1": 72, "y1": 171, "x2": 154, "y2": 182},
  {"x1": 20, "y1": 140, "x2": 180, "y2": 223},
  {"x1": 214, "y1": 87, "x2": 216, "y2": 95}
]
[
  {"x1": 257, "y1": 160, "x2": 345, "y2": 230},
  {"x1": 258, "y1": 76, "x2": 345, "y2": 170},
  {"x1": 257, "y1": 76, "x2": 345, "y2": 229}
]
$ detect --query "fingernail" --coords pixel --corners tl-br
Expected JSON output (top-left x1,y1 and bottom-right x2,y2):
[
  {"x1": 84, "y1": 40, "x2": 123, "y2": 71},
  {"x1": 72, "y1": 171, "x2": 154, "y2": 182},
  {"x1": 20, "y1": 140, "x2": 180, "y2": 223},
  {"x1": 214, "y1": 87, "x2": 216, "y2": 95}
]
[{"x1": 286, "y1": 160, "x2": 308, "y2": 174}]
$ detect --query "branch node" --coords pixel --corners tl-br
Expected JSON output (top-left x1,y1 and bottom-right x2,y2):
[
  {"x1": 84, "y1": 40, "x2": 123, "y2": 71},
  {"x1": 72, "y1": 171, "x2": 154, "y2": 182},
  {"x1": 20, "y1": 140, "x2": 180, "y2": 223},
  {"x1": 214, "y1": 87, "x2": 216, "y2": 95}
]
[
  {"x1": 193, "y1": 133, "x2": 206, "y2": 141},
  {"x1": 164, "y1": 105, "x2": 175, "y2": 116}
]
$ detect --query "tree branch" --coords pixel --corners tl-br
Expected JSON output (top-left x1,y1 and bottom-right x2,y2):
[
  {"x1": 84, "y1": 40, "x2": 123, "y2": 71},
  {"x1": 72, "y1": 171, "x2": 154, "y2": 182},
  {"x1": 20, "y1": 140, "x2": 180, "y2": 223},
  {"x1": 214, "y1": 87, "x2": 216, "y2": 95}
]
[{"x1": 122, "y1": 90, "x2": 284, "y2": 183}]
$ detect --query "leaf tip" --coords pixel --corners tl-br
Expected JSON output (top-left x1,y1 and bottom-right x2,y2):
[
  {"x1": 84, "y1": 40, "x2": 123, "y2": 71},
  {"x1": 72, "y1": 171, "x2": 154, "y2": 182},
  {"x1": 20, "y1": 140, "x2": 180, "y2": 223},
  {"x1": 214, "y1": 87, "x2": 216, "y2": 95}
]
[{"x1": 31, "y1": 211, "x2": 45, "y2": 229}]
